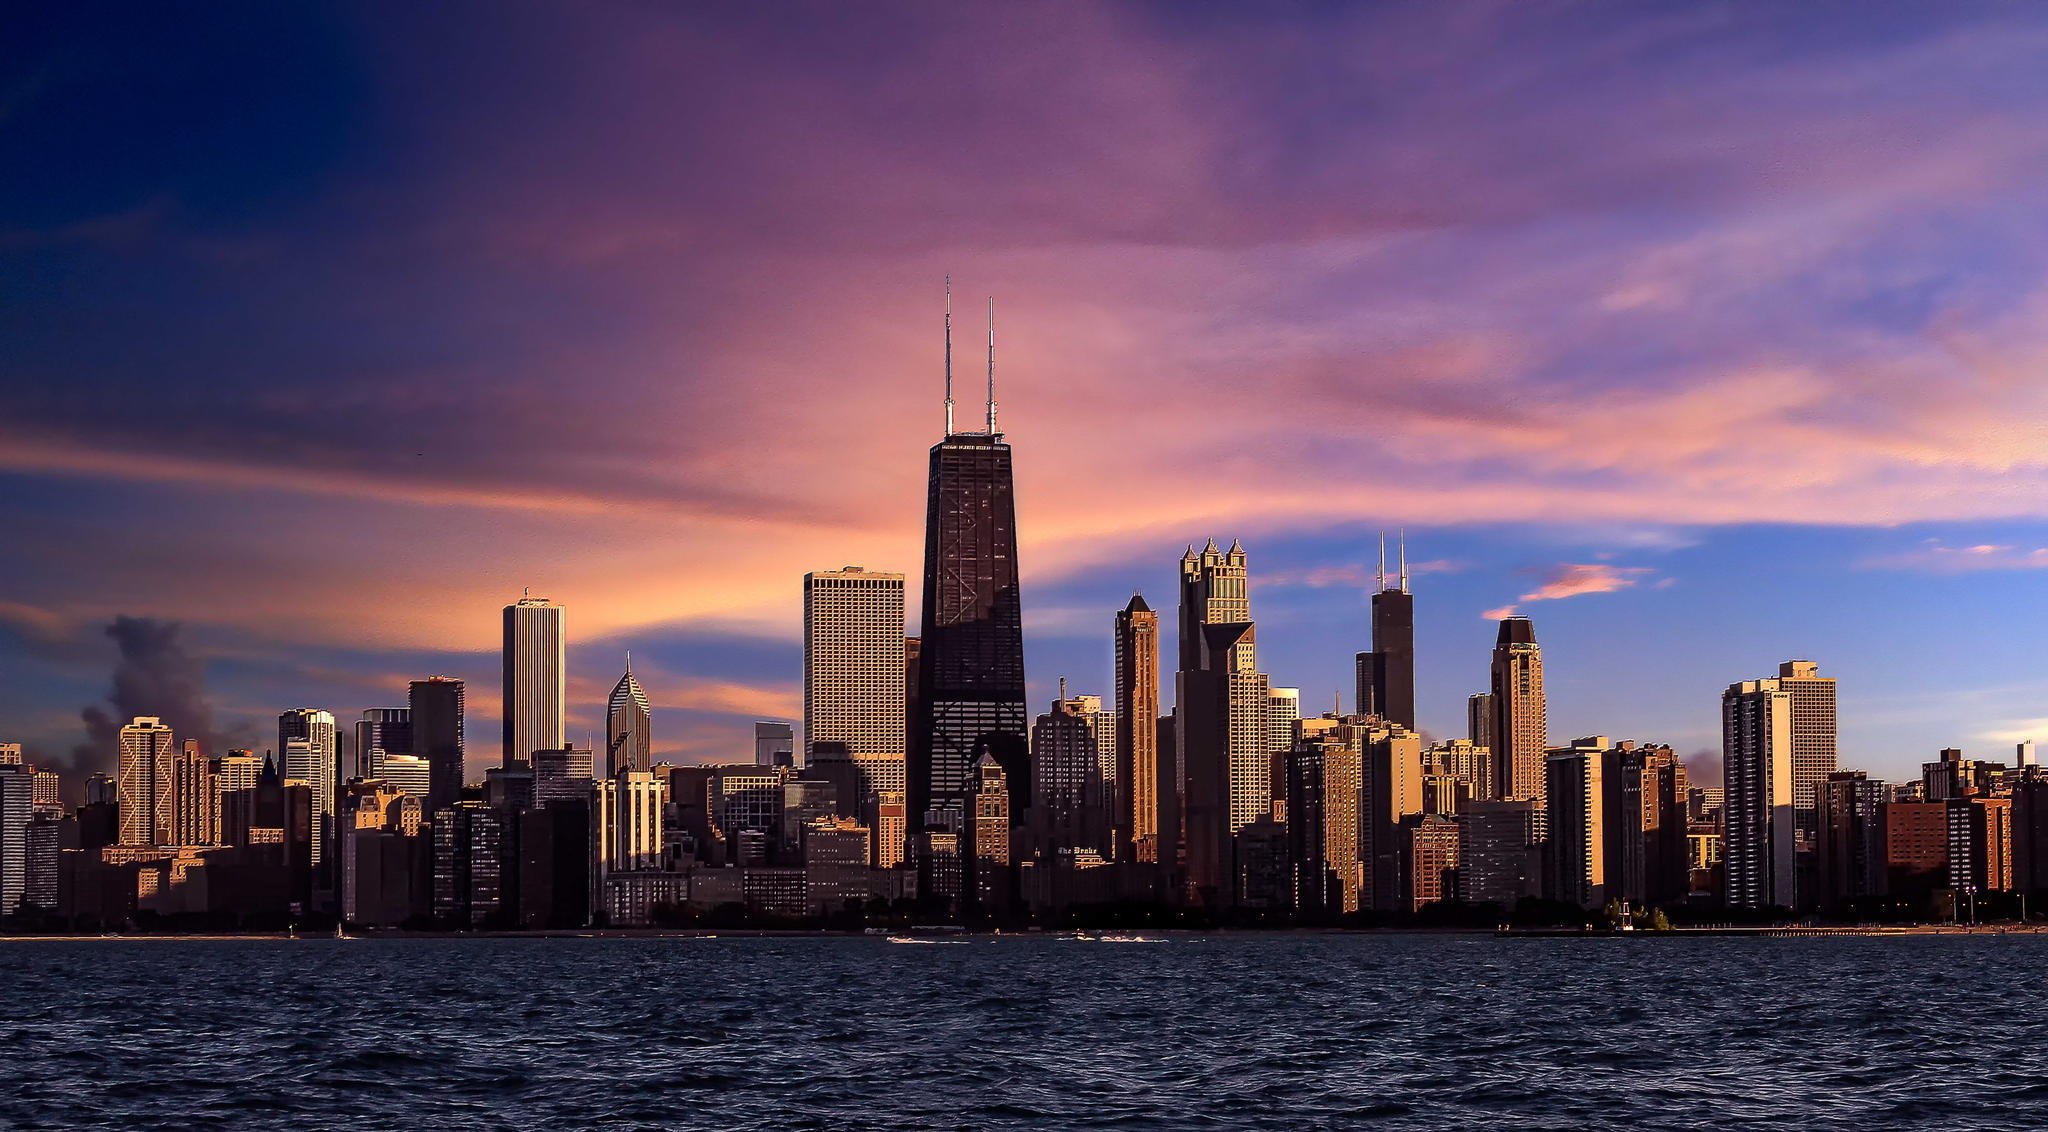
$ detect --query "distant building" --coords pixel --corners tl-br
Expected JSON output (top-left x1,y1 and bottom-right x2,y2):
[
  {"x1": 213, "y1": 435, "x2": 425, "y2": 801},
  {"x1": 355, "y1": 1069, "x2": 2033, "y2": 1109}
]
[
  {"x1": 502, "y1": 596, "x2": 566, "y2": 769},
  {"x1": 280, "y1": 708, "x2": 338, "y2": 871},
  {"x1": 1722, "y1": 678, "x2": 1797, "y2": 910},
  {"x1": 1458, "y1": 799, "x2": 1543, "y2": 907},
  {"x1": 1467, "y1": 693, "x2": 1494, "y2": 753},
  {"x1": 408, "y1": 676, "x2": 466, "y2": 816},
  {"x1": 1030, "y1": 686, "x2": 1110, "y2": 859},
  {"x1": 753, "y1": 722, "x2": 794, "y2": 768},
  {"x1": 1814, "y1": 771, "x2": 1887, "y2": 908},
  {"x1": 1404, "y1": 814, "x2": 1460, "y2": 912},
  {"x1": 354, "y1": 708, "x2": 411, "y2": 781},
  {"x1": 1489, "y1": 618, "x2": 1547, "y2": 804},
  {"x1": 0, "y1": 764, "x2": 33, "y2": 912},
  {"x1": 2014, "y1": 769, "x2": 2048, "y2": 899},
  {"x1": 1882, "y1": 801, "x2": 1949, "y2": 905},
  {"x1": 1114, "y1": 595, "x2": 1161, "y2": 863},
  {"x1": 804, "y1": 567, "x2": 907, "y2": 768},
  {"x1": 1355, "y1": 534, "x2": 1415, "y2": 729},
  {"x1": 1544, "y1": 738, "x2": 1609, "y2": 909},
  {"x1": 1284, "y1": 734, "x2": 1361, "y2": 917},
  {"x1": 606, "y1": 662, "x2": 652, "y2": 777},
  {"x1": 117, "y1": 717, "x2": 176, "y2": 846}
]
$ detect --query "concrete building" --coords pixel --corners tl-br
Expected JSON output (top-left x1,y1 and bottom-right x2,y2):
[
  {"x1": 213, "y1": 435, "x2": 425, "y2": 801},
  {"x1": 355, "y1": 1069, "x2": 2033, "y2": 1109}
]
[
  {"x1": 1030, "y1": 686, "x2": 1110, "y2": 860},
  {"x1": 1544, "y1": 738, "x2": 1609, "y2": 909},
  {"x1": 597, "y1": 769, "x2": 664, "y2": 873},
  {"x1": 1815, "y1": 770, "x2": 1888, "y2": 908},
  {"x1": 754, "y1": 722, "x2": 794, "y2": 767},
  {"x1": 117, "y1": 717, "x2": 176, "y2": 846},
  {"x1": 1355, "y1": 534, "x2": 1416, "y2": 729},
  {"x1": 803, "y1": 567, "x2": 907, "y2": 767},
  {"x1": 0, "y1": 763, "x2": 32, "y2": 913},
  {"x1": 502, "y1": 596, "x2": 566, "y2": 769},
  {"x1": 1774, "y1": 661, "x2": 1838, "y2": 839}
]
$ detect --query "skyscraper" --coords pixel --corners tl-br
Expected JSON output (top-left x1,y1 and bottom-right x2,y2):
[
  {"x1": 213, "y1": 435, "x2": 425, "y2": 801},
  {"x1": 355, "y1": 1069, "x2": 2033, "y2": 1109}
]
[
  {"x1": 910, "y1": 291, "x2": 1027, "y2": 834},
  {"x1": 280, "y1": 708, "x2": 338, "y2": 869},
  {"x1": 1467, "y1": 693, "x2": 1494, "y2": 751},
  {"x1": 1722, "y1": 676, "x2": 1797, "y2": 909},
  {"x1": 1114, "y1": 595, "x2": 1160, "y2": 863},
  {"x1": 117, "y1": 716, "x2": 176, "y2": 846},
  {"x1": 409, "y1": 676, "x2": 465, "y2": 817},
  {"x1": 0, "y1": 763, "x2": 32, "y2": 912},
  {"x1": 1774, "y1": 660, "x2": 1838, "y2": 839},
  {"x1": 1489, "y1": 617, "x2": 1548, "y2": 804},
  {"x1": 1177, "y1": 539, "x2": 1269, "y2": 909},
  {"x1": 1355, "y1": 533, "x2": 1415, "y2": 728},
  {"x1": 354, "y1": 708, "x2": 411, "y2": 781},
  {"x1": 502, "y1": 595, "x2": 566, "y2": 769},
  {"x1": 805, "y1": 567, "x2": 908, "y2": 773},
  {"x1": 754, "y1": 722, "x2": 794, "y2": 767},
  {"x1": 166, "y1": 739, "x2": 216, "y2": 846},
  {"x1": 1030, "y1": 684, "x2": 1110, "y2": 859},
  {"x1": 1544, "y1": 737, "x2": 1609, "y2": 909},
  {"x1": 606, "y1": 661, "x2": 652, "y2": 777}
]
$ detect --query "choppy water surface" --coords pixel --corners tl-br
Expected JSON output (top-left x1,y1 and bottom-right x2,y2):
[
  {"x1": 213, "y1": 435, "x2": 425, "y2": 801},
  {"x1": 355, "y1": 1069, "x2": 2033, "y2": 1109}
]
[{"x1": 3, "y1": 933, "x2": 2045, "y2": 1129}]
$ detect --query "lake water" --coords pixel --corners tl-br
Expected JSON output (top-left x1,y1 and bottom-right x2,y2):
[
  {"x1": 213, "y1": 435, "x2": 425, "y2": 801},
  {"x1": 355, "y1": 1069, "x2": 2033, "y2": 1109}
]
[{"x1": 3, "y1": 933, "x2": 2043, "y2": 1128}]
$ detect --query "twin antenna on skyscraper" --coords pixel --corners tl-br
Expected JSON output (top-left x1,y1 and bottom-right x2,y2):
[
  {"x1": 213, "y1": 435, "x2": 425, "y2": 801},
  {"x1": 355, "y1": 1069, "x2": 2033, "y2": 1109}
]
[
  {"x1": 1376, "y1": 531, "x2": 1409, "y2": 594},
  {"x1": 943, "y1": 276, "x2": 998, "y2": 436}
]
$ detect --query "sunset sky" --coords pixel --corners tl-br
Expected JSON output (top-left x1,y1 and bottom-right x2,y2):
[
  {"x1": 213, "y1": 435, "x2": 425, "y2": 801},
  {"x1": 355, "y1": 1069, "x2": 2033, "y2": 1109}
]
[{"x1": 8, "y1": 2, "x2": 2048, "y2": 787}]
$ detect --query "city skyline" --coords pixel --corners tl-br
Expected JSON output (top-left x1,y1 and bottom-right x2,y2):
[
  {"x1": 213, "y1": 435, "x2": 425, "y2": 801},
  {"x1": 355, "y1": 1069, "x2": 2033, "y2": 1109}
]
[{"x1": 11, "y1": 4, "x2": 2048, "y2": 786}]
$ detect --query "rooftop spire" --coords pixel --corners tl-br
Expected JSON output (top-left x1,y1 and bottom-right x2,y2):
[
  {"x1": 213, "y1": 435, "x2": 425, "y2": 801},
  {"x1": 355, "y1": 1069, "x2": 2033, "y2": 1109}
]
[
  {"x1": 944, "y1": 276, "x2": 954, "y2": 436},
  {"x1": 1399, "y1": 529, "x2": 1409, "y2": 593},
  {"x1": 1059, "y1": 674, "x2": 1067, "y2": 701},
  {"x1": 986, "y1": 295, "x2": 997, "y2": 435},
  {"x1": 1377, "y1": 531, "x2": 1386, "y2": 591}
]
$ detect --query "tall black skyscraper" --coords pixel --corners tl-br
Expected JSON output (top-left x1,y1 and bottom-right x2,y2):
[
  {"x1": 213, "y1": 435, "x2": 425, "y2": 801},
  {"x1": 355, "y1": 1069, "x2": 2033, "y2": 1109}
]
[
  {"x1": 910, "y1": 287, "x2": 1028, "y2": 834},
  {"x1": 410, "y1": 676, "x2": 466, "y2": 816},
  {"x1": 1354, "y1": 533, "x2": 1415, "y2": 729}
]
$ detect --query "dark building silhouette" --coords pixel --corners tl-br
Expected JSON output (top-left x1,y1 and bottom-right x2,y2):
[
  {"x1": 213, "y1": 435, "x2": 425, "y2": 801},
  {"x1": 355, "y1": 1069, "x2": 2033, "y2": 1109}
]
[
  {"x1": 910, "y1": 297, "x2": 1027, "y2": 838},
  {"x1": 409, "y1": 677, "x2": 466, "y2": 817},
  {"x1": 1354, "y1": 534, "x2": 1415, "y2": 729},
  {"x1": 1114, "y1": 595, "x2": 1160, "y2": 863},
  {"x1": 2014, "y1": 768, "x2": 2048, "y2": 901}
]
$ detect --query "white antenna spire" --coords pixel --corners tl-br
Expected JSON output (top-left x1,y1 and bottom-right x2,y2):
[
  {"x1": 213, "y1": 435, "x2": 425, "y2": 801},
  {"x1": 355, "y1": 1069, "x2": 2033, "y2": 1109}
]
[
  {"x1": 986, "y1": 296, "x2": 997, "y2": 435},
  {"x1": 944, "y1": 276, "x2": 954, "y2": 436},
  {"x1": 1377, "y1": 532, "x2": 1386, "y2": 592},
  {"x1": 1059, "y1": 674, "x2": 1067, "y2": 701},
  {"x1": 1399, "y1": 529, "x2": 1409, "y2": 593}
]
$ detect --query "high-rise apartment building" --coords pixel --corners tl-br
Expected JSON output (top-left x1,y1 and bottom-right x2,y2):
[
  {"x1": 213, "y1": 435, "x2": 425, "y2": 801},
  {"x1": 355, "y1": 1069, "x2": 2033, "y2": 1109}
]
[
  {"x1": 1544, "y1": 738, "x2": 1609, "y2": 909},
  {"x1": 502, "y1": 596, "x2": 566, "y2": 769},
  {"x1": 1360, "y1": 718, "x2": 1425, "y2": 913},
  {"x1": 1489, "y1": 618, "x2": 1547, "y2": 804},
  {"x1": 165, "y1": 740, "x2": 216, "y2": 847},
  {"x1": 1458, "y1": 799, "x2": 1543, "y2": 905},
  {"x1": 0, "y1": 764, "x2": 32, "y2": 913},
  {"x1": 1722, "y1": 677, "x2": 1797, "y2": 909},
  {"x1": 117, "y1": 716, "x2": 176, "y2": 846},
  {"x1": 1815, "y1": 770, "x2": 1887, "y2": 908},
  {"x1": 911, "y1": 306, "x2": 1028, "y2": 835},
  {"x1": 1775, "y1": 661, "x2": 1837, "y2": 838},
  {"x1": 1114, "y1": 596, "x2": 1161, "y2": 863},
  {"x1": 409, "y1": 676, "x2": 465, "y2": 817},
  {"x1": 804, "y1": 567, "x2": 908, "y2": 770},
  {"x1": 598, "y1": 769, "x2": 663, "y2": 873},
  {"x1": 1468, "y1": 693, "x2": 1494, "y2": 751},
  {"x1": 606, "y1": 662, "x2": 652, "y2": 777},
  {"x1": 1284, "y1": 734, "x2": 1362, "y2": 916},
  {"x1": 1354, "y1": 534, "x2": 1415, "y2": 728}
]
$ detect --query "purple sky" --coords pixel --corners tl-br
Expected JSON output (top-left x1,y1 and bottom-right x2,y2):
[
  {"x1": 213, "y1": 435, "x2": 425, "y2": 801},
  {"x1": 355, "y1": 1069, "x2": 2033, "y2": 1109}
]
[{"x1": 7, "y1": 2, "x2": 2048, "y2": 786}]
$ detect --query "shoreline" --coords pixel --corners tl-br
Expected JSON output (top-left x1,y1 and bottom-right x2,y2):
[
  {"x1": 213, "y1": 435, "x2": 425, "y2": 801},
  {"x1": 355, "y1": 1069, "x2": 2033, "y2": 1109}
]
[{"x1": 7, "y1": 923, "x2": 2047, "y2": 942}]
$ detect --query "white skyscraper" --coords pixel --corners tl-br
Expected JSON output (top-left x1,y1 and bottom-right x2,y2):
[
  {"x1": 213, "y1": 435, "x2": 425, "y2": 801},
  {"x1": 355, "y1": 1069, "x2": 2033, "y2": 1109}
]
[
  {"x1": 280, "y1": 708, "x2": 338, "y2": 868},
  {"x1": 0, "y1": 763, "x2": 34, "y2": 913},
  {"x1": 117, "y1": 717, "x2": 176, "y2": 846},
  {"x1": 803, "y1": 567, "x2": 907, "y2": 765},
  {"x1": 503, "y1": 595, "x2": 566, "y2": 769}
]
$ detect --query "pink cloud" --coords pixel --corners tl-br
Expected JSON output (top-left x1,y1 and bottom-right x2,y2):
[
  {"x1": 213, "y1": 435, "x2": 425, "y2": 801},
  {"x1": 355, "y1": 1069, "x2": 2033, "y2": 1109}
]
[
  {"x1": 1863, "y1": 539, "x2": 2048, "y2": 573},
  {"x1": 1483, "y1": 564, "x2": 1656, "y2": 619}
]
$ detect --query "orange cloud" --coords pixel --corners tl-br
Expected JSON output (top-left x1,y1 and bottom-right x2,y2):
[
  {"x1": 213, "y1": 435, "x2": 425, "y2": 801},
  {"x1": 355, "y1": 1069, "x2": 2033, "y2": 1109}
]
[{"x1": 1483, "y1": 563, "x2": 1656, "y2": 619}]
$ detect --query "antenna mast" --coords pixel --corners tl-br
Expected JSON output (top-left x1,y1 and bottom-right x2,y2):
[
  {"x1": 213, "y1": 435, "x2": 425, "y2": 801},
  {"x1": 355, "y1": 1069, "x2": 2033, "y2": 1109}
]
[
  {"x1": 986, "y1": 296, "x2": 997, "y2": 435},
  {"x1": 1399, "y1": 530, "x2": 1409, "y2": 593},
  {"x1": 944, "y1": 276, "x2": 954, "y2": 436}
]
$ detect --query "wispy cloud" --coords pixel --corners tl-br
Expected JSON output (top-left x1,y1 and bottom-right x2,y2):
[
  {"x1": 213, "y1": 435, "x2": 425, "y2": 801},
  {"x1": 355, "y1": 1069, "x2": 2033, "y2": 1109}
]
[
  {"x1": 1862, "y1": 538, "x2": 2048, "y2": 573},
  {"x1": 1482, "y1": 563, "x2": 1657, "y2": 619}
]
